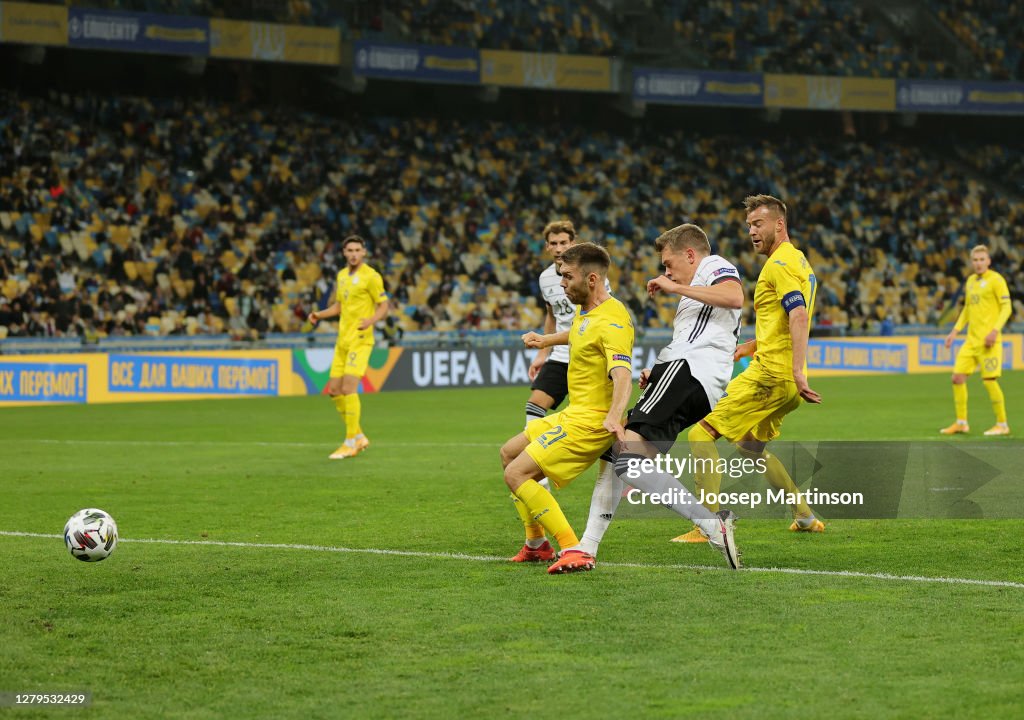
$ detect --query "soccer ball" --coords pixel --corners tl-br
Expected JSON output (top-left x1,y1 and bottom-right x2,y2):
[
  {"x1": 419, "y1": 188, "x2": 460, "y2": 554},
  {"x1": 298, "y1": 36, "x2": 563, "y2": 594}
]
[{"x1": 64, "y1": 508, "x2": 118, "y2": 562}]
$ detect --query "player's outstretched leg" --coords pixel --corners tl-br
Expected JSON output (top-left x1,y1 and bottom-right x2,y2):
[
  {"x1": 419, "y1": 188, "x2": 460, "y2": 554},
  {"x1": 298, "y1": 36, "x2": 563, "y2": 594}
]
[
  {"x1": 614, "y1": 452, "x2": 740, "y2": 569},
  {"x1": 504, "y1": 448, "x2": 593, "y2": 574},
  {"x1": 577, "y1": 459, "x2": 624, "y2": 557},
  {"x1": 672, "y1": 423, "x2": 725, "y2": 543}
]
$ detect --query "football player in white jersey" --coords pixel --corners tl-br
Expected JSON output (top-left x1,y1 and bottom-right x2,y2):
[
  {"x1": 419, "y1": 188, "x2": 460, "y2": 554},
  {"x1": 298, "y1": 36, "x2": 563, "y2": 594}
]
[
  {"x1": 525, "y1": 220, "x2": 579, "y2": 431},
  {"x1": 576, "y1": 223, "x2": 745, "y2": 567}
]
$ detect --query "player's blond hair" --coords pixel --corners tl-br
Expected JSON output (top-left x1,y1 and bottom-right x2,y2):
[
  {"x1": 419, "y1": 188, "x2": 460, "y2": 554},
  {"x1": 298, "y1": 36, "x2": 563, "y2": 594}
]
[
  {"x1": 655, "y1": 224, "x2": 711, "y2": 255},
  {"x1": 970, "y1": 244, "x2": 990, "y2": 257},
  {"x1": 543, "y1": 220, "x2": 577, "y2": 242},
  {"x1": 743, "y1": 194, "x2": 788, "y2": 221}
]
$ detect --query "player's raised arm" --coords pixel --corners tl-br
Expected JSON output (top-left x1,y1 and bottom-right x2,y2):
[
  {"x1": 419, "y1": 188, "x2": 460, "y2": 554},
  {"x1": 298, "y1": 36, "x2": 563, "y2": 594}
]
[
  {"x1": 522, "y1": 330, "x2": 570, "y2": 348},
  {"x1": 647, "y1": 274, "x2": 744, "y2": 309}
]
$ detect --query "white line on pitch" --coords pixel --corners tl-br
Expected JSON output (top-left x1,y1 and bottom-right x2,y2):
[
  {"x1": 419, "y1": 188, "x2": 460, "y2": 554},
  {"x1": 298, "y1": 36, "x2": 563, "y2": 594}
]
[
  {"x1": 2, "y1": 438, "x2": 494, "y2": 449},
  {"x1": 3, "y1": 530, "x2": 1022, "y2": 590}
]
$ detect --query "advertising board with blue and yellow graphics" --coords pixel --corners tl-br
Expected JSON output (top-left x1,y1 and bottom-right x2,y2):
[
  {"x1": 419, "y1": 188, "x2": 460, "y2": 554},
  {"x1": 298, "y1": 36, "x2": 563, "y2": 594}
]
[
  {"x1": 209, "y1": 18, "x2": 339, "y2": 65},
  {"x1": 352, "y1": 41, "x2": 480, "y2": 84},
  {"x1": 67, "y1": 6, "x2": 209, "y2": 56},
  {"x1": 2, "y1": 337, "x2": 1021, "y2": 406},
  {"x1": 480, "y1": 49, "x2": 612, "y2": 92},
  {"x1": 0, "y1": 351, "x2": 305, "y2": 407},
  {"x1": 632, "y1": 68, "x2": 762, "y2": 107},
  {"x1": 807, "y1": 335, "x2": 1022, "y2": 376}
]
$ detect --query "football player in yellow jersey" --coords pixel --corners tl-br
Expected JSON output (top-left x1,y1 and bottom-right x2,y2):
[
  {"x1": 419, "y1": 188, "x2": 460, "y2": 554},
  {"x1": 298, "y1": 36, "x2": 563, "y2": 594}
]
[
  {"x1": 308, "y1": 236, "x2": 389, "y2": 459},
  {"x1": 687, "y1": 194, "x2": 827, "y2": 533},
  {"x1": 499, "y1": 242, "x2": 633, "y2": 574},
  {"x1": 940, "y1": 245, "x2": 1012, "y2": 436}
]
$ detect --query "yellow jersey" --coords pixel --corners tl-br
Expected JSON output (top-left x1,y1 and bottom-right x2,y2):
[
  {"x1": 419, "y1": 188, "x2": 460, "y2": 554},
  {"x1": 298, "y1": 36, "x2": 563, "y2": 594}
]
[
  {"x1": 955, "y1": 269, "x2": 1012, "y2": 347},
  {"x1": 566, "y1": 297, "x2": 634, "y2": 415},
  {"x1": 752, "y1": 242, "x2": 817, "y2": 379},
  {"x1": 335, "y1": 264, "x2": 387, "y2": 345}
]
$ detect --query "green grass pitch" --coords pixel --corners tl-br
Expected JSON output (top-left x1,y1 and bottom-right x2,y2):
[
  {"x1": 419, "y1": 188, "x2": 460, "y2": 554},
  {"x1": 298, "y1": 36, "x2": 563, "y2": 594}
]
[{"x1": 1, "y1": 372, "x2": 1023, "y2": 718}]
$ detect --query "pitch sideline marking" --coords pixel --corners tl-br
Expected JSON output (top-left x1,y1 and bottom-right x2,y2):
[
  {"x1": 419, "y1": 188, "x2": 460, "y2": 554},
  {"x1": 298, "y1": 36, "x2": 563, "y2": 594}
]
[{"x1": 3, "y1": 531, "x2": 1021, "y2": 590}]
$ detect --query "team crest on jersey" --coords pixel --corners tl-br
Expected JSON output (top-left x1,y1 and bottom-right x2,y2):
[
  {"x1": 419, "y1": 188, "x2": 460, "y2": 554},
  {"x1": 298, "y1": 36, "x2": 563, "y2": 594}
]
[{"x1": 352, "y1": 276, "x2": 360, "y2": 285}]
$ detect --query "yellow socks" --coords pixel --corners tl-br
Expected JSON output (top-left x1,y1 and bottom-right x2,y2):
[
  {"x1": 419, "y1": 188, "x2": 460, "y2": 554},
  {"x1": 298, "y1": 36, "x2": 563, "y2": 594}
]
[
  {"x1": 514, "y1": 480, "x2": 579, "y2": 550},
  {"x1": 332, "y1": 394, "x2": 347, "y2": 430},
  {"x1": 511, "y1": 493, "x2": 546, "y2": 542},
  {"x1": 764, "y1": 452, "x2": 813, "y2": 519},
  {"x1": 345, "y1": 394, "x2": 363, "y2": 438},
  {"x1": 333, "y1": 394, "x2": 363, "y2": 438},
  {"x1": 953, "y1": 382, "x2": 968, "y2": 422},
  {"x1": 688, "y1": 424, "x2": 815, "y2": 522},
  {"x1": 984, "y1": 380, "x2": 1007, "y2": 424},
  {"x1": 687, "y1": 424, "x2": 721, "y2": 511}
]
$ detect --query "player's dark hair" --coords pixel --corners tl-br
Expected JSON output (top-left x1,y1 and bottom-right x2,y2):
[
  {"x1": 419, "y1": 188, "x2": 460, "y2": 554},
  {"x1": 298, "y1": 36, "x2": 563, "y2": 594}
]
[
  {"x1": 743, "y1": 194, "x2": 788, "y2": 221},
  {"x1": 560, "y1": 242, "x2": 610, "y2": 275},
  {"x1": 543, "y1": 220, "x2": 576, "y2": 242},
  {"x1": 342, "y1": 235, "x2": 366, "y2": 249},
  {"x1": 655, "y1": 224, "x2": 711, "y2": 255}
]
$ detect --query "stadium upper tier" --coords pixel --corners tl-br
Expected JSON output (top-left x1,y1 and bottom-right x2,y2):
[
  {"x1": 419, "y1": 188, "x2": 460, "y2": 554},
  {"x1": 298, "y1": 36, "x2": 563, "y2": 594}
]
[
  {"x1": 663, "y1": 0, "x2": 945, "y2": 78},
  {"x1": 930, "y1": 0, "x2": 1024, "y2": 81},
  {"x1": 16, "y1": 0, "x2": 1024, "y2": 79},
  {"x1": 0, "y1": 92, "x2": 1021, "y2": 340}
]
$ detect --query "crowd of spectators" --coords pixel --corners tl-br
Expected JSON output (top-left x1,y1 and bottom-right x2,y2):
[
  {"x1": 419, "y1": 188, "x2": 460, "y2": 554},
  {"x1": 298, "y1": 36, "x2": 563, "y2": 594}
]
[
  {"x1": 932, "y1": 1, "x2": 1024, "y2": 80},
  {"x1": 959, "y1": 141, "x2": 1024, "y2": 193},
  {"x1": 664, "y1": 0, "x2": 949, "y2": 79},
  {"x1": 388, "y1": 0, "x2": 617, "y2": 55},
  {"x1": 1, "y1": 90, "x2": 1022, "y2": 342}
]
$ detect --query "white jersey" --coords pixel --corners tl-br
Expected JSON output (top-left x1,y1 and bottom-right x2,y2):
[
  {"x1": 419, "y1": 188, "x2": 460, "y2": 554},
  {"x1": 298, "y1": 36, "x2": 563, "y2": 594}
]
[
  {"x1": 657, "y1": 254, "x2": 742, "y2": 407},
  {"x1": 538, "y1": 262, "x2": 613, "y2": 364}
]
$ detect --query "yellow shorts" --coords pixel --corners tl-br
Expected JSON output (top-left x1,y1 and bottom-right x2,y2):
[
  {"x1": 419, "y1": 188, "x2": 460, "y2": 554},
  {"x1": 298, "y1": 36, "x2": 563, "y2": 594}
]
[
  {"x1": 524, "y1": 409, "x2": 614, "y2": 490},
  {"x1": 703, "y1": 360, "x2": 801, "y2": 443},
  {"x1": 953, "y1": 341, "x2": 1003, "y2": 379},
  {"x1": 330, "y1": 341, "x2": 373, "y2": 378}
]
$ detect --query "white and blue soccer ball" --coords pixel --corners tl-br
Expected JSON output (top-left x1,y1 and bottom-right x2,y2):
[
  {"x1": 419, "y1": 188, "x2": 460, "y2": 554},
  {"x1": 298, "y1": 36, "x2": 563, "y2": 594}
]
[{"x1": 64, "y1": 508, "x2": 118, "y2": 562}]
